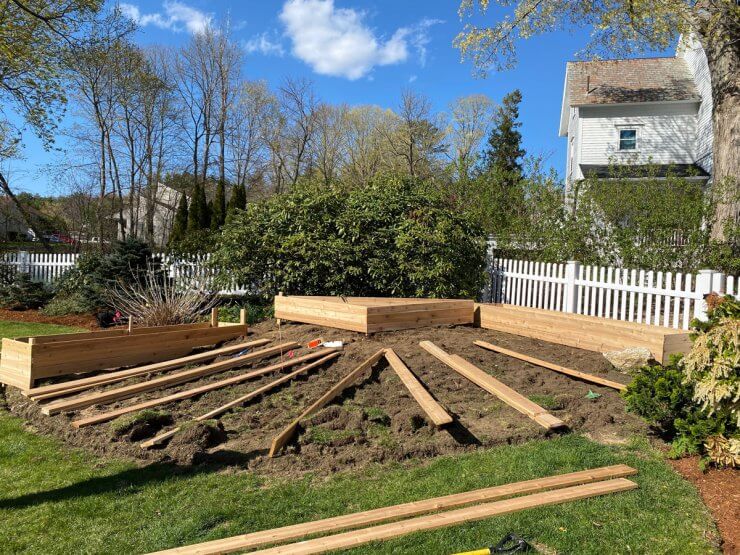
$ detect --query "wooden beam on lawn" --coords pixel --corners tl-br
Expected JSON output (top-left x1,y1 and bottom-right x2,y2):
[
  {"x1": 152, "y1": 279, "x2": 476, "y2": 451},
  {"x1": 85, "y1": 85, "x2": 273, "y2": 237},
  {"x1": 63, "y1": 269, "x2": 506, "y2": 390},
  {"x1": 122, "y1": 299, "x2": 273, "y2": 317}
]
[
  {"x1": 71, "y1": 348, "x2": 338, "y2": 428},
  {"x1": 26, "y1": 339, "x2": 272, "y2": 401},
  {"x1": 147, "y1": 465, "x2": 636, "y2": 555},
  {"x1": 384, "y1": 348, "x2": 452, "y2": 427},
  {"x1": 268, "y1": 349, "x2": 385, "y2": 457},
  {"x1": 140, "y1": 352, "x2": 341, "y2": 449},
  {"x1": 42, "y1": 342, "x2": 299, "y2": 415},
  {"x1": 474, "y1": 340, "x2": 627, "y2": 392},
  {"x1": 419, "y1": 341, "x2": 566, "y2": 430}
]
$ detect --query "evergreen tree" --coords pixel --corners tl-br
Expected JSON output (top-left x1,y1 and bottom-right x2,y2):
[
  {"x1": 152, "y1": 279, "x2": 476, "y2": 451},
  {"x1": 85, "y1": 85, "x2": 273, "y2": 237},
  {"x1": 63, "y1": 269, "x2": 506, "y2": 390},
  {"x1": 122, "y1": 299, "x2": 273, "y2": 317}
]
[
  {"x1": 205, "y1": 199, "x2": 213, "y2": 229},
  {"x1": 481, "y1": 89, "x2": 525, "y2": 179},
  {"x1": 211, "y1": 180, "x2": 226, "y2": 230},
  {"x1": 187, "y1": 182, "x2": 210, "y2": 232},
  {"x1": 169, "y1": 192, "x2": 189, "y2": 245},
  {"x1": 227, "y1": 183, "x2": 247, "y2": 214}
]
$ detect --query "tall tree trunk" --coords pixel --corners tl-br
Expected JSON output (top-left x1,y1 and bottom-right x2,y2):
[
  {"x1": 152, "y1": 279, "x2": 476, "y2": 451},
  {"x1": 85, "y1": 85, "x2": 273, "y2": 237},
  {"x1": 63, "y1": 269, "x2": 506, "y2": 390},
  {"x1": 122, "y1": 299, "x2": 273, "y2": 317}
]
[{"x1": 0, "y1": 172, "x2": 51, "y2": 250}]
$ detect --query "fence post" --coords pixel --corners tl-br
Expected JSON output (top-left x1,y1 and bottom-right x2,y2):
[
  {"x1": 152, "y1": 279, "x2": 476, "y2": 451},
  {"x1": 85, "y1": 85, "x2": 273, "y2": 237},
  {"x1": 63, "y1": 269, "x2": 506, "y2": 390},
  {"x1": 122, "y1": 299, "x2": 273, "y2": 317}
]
[
  {"x1": 693, "y1": 269, "x2": 715, "y2": 321},
  {"x1": 564, "y1": 260, "x2": 581, "y2": 313},
  {"x1": 18, "y1": 250, "x2": 30, "y2": 274},
  {"x1": 711, "y1": 270, "x2": 726, "y2": 296}
]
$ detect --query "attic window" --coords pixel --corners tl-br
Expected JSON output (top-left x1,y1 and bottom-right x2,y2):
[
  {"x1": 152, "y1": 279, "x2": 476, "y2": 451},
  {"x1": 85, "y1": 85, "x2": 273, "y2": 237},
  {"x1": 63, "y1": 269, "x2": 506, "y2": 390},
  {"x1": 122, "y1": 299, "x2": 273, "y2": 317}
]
[{"x1": 619, "y1": 129, "x2": 637, "y2": 150}]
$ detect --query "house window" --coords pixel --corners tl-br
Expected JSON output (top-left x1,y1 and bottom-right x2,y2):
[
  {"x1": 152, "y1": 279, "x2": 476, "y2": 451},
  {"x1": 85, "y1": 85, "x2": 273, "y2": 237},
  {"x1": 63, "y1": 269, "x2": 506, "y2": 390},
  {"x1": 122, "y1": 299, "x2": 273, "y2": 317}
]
[{"x1": 619, "y1": 129, "x2": 637, "y2": 150}]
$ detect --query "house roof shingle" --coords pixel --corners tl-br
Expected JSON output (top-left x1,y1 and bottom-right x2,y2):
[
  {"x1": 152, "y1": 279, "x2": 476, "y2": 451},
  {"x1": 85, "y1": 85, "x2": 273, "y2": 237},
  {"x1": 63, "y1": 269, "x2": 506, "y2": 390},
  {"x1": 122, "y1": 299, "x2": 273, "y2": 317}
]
[{"x1": 566, "y1": 57, "x2": 700, "y2": 106}]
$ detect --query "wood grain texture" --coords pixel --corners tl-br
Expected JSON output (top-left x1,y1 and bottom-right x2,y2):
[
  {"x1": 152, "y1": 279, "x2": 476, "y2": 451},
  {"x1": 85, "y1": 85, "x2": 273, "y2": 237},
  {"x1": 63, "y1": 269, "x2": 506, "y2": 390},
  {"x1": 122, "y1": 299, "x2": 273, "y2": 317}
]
[
  {"x1": 70, "y1": 349, "x2": 338, "y2": 428},
  {"x1": 473, "y1": 340, "x2": 627, "y2": 391},
  {"x1": 384, "y1": 348, "x2": 452, "y2": 427},
  {"x1": 147, "y1": 465, "x2": 636, "y2": 555},
  {"x1": 419, "y1": 341, "x2": 566, "y2": 430},
  {"x1": 268, "y1": 349, "x2": 386, "y2": 457}
]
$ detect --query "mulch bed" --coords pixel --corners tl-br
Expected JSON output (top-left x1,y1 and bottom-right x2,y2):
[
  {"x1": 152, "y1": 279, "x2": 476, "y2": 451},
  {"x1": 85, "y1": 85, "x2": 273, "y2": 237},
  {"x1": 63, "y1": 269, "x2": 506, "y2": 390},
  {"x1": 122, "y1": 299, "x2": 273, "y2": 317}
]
[
  {"x1": 0, "y1": 308, "x2": 98, "y2": 330},
  {"x1": 669, "y1": 457, "x2": 740, "y2": 554}
]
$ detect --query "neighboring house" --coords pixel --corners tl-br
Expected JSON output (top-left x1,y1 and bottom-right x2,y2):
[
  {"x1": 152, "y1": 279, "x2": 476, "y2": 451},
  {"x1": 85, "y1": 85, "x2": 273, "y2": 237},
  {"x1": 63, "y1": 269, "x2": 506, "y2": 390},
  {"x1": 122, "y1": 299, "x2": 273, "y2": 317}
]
[
  {"x1": 118, "y1": 183, "x2": 185, "y2": 247},
  {"x1": 0, "y1": 197, "x2": 37, "y2": 241},
  {"x1": 559, "y1": 35, "x2": 713, "y2": 198}
]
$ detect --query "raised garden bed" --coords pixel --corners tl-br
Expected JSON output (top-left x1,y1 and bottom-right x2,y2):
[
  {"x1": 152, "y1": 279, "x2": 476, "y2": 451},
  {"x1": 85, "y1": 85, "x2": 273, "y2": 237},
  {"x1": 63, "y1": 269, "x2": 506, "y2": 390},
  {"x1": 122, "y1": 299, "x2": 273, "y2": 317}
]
[
  {"x1": 475, "y1": 303, "x2": 692, "y2": 364},
  {"x1": 0, "y1": 321, "x2": 248, "y2": 391},
  {"x1": 274, "y1": 296, "x2": 474, "y2": 333}
]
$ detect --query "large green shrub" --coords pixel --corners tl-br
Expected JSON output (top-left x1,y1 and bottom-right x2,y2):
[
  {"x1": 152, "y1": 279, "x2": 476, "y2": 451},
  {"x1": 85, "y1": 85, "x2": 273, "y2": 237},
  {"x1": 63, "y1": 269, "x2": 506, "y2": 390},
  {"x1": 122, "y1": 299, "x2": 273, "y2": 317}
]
[
  {"x1": 211, "y1": 177, "x2": 487, "y2": 299},
  {"x1": 0, "y1": 273, "x2": 53, "y2": 310}
]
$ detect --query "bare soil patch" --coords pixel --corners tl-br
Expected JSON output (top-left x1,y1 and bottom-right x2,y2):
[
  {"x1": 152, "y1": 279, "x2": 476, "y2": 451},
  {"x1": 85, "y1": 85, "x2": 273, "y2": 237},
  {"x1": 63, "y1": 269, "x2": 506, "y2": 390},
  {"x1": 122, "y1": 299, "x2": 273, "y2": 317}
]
[
  {"x1": 4, "y1": 320, "x2": 648, "y2": 478},
  {"x1": 0, "y1": 308, "x2": 98, "y2": 330}
]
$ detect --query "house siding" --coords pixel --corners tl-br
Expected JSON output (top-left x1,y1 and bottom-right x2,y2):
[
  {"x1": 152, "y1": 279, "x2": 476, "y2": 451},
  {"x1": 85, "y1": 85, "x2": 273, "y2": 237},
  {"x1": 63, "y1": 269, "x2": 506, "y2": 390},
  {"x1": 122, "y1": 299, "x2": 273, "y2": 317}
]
[
  {"x1": 677, "y1": 35, "x2": 713, "y2": 175},
  {"x1": 578, "y1": 103, "x2": 699, "y2": 167}
]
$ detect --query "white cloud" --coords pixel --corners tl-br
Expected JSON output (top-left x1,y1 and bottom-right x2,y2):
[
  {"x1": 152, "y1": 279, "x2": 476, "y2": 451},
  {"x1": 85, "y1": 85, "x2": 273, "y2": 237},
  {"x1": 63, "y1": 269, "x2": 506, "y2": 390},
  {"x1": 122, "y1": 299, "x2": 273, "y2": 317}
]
[
  {"x1": 120, "y1": 1, "x2": 212, "y2": 35},
  {"x1": 243, "y1": 33, "x2": 285, "y2": 57},
  {"x1": 279, "y1": 0, "x2": 433, "y2": 80},
  {"x1": 408, "y1": 18, "x2": 444, "y2": 67}
]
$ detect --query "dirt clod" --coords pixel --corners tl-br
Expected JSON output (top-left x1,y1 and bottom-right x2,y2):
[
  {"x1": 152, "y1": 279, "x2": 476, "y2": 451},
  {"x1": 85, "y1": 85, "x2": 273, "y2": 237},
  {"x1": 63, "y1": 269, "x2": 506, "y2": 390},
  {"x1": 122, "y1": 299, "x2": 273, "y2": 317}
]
[{"x1": 166, "y1": 421, "x2": 227, "y2": 465}]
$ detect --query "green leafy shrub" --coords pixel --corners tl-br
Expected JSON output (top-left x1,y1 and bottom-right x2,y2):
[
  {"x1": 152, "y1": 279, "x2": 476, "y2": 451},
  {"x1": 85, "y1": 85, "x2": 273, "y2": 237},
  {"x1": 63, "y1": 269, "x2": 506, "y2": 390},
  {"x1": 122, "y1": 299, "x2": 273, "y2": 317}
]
[
  {"x1": 211, "y1": 176, "x2": 487, "y2": 299},
  {"x1": 216, "y1": 298, "x2": 274, "y2": 324},
  {"x1": 0, "y1": 273, "x2": 53, "y2": 310},
  {"x1": 41, "y1": 292, "x2": 94, "y2": 316}
]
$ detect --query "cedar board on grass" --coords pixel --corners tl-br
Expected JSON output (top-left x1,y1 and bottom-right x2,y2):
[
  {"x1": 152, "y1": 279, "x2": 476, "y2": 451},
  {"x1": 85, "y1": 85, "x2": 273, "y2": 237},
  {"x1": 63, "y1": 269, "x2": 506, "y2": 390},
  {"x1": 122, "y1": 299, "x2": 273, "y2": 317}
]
[
  {"x1": 149, "y1": 464, "x2": 636, "y2": 554},
  {"x1": 274, "y1": 296, "x2": 474, "y2": 333},
  {"x1": 0, "y1": 321, "x2": 248, "y2": 391},
  {"x1": 475, "y1": 303, "x2": 691, "y2": 364}
]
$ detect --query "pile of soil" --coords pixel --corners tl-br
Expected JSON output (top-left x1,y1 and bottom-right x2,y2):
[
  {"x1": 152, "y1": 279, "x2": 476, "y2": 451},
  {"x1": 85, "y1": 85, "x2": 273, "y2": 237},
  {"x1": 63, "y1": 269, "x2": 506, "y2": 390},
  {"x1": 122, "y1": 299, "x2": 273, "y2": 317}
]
[
  {"x1": 0, "y1": 308, "x2": 98, "y2": 330},
  {"x1": 3, "y1": 319, "x2": 649, "y2": 478}
]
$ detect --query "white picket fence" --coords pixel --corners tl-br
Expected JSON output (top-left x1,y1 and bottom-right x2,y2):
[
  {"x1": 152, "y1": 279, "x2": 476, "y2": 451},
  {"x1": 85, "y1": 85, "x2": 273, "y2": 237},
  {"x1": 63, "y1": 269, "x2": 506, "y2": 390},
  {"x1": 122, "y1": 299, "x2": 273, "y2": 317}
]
[{"x1": 487, "y1": 258, "x2": 739, "y2": 330}]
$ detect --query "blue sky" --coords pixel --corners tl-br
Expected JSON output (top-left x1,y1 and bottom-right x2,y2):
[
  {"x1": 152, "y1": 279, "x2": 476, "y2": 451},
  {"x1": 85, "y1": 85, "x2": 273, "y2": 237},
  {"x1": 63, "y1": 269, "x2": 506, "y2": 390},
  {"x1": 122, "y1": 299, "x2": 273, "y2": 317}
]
[{"x1": 7, "y1": 0, "x2": 675, "y2": 195}]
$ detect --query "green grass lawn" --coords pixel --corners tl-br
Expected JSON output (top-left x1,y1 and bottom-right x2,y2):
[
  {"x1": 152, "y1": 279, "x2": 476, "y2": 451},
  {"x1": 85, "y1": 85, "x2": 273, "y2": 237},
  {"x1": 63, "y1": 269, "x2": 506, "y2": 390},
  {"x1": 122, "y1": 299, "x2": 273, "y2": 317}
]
[
  {"x1": 0, "y1": 321, "x2": 86, "y2": 351},
  {"x1": 0, "y1": 321, "x2": 719, "y2": 554}
]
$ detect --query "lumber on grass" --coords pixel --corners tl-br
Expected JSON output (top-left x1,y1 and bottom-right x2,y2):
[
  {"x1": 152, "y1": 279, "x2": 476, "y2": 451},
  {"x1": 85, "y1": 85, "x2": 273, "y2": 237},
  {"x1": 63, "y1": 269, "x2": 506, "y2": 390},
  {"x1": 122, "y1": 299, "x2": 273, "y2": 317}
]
[
  {"x1": 147, "y1": 465, "x2": 636, "y2": 555},
  {"x1": 141, "y1": 352, "x2": 341, "y2": 449},
  {"x1": 248, "y1": 478, "x2": 637, "y2": 555},
  {"x1": 383, "y1": 348, "x2": 452, "y2": 427},
  {"x1": 474, "y1": 340, "x2": 627, "y2": 392},
  {"x1": 71, "y1": 349, "x2": 337, "y2": 428},
  {"x1": 42, "y1": 342, "x2": 298, "y2": 415},
  {"x1": 419, "y1": 341, "x2": 565, "y2": 430},
  {"x1": 26, "y1": 339, "x2": 272, "y2": 401},
  {"x1": 268, "y1": 349, "x2": 386, "y2": 457}
]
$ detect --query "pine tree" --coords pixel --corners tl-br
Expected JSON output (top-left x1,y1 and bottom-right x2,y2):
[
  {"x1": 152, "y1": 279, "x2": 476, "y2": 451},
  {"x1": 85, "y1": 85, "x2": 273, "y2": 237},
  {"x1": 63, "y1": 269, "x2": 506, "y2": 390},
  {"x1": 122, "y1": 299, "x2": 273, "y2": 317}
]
[
  {"x1": 481, "y1": 89, "x2": 525, "y2": 180},
  {"x1": 211, "y1": 180, "x2": 226, "y2": 231},
  {"x1": 226, "y1": 183, "x2": 247, "y2": 216},
  {"x1": 169, "y1": 192, "x2": 189, "y2": 245},
  {"x1": 187, "y1": 182, "x2": 211, "y2": 232}
]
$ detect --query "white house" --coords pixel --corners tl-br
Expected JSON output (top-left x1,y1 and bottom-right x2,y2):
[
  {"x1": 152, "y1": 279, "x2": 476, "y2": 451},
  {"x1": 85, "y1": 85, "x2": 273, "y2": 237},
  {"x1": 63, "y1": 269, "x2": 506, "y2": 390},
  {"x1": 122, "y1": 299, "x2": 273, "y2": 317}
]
[
  {"x1": 559, "y1": 35, "x2": 713, "y2": 197},
  {"x1": 118, "y1": 183, "x2": 185, "y2": 247}
]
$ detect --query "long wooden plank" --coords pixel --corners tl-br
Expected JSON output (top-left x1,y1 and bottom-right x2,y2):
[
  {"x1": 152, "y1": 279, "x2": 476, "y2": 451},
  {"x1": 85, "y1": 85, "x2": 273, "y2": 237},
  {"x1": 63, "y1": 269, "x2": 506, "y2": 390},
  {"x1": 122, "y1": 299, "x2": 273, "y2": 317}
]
[
  {"x1": 384, "y1": 348, "x2": 452, "y2": 427},
  {"x1": 474, "y1": 340, "x2": 627, "y2": 392},
  {"x1": 27, "y1": 339, "x2": 272, "y2": 401},
  {"x1": 148, "y1": 465, "x2": 637, "y2": 555},
  {"x1": 71, "y1": 349, "x2": 339, "y2": 428},
  {"x1": 419, "y1": 341, "x2": 565, "y2": 430},
  {"x1": 140, "y1": 352, "x2": 341, "y2": 449},
  {"x1": 249, "y1": 479, "x2": 638, "y2": 555},
  {"x1": 268, "y1": 349, "x2": 386, "y2": 457},
  {"x1": 42, "y1": 342, "x2": 299, "y2": 415}
]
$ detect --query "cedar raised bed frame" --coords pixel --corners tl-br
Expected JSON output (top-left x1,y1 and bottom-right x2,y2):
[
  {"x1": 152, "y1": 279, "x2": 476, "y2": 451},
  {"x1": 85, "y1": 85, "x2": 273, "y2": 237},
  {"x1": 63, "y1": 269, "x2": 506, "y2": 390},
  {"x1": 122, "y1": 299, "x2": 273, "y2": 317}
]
[
  {"x1": 274, "y1": 296, "x2": 475, "y2": 333},
  {"x1": 475, "y1": 303, "x2": 691, "y2": 364},
  {"x1": 0, "y1": 321, "x2": 248, "y2": 391}
]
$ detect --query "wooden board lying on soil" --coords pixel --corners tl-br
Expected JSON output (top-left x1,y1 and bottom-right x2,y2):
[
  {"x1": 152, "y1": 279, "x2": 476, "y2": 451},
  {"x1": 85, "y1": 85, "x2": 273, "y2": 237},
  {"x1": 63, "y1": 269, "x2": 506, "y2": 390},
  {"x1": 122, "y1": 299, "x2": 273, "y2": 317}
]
[
  {"x1": 474, "y1": 340, "x2": 628, "y2": 391},
  {"x1": 26, "y1": 339, "x2": 272, "y2": 401},
  {"x1": 475, "y1": 303, "x2": 691, "y2": 364},
  {"x1": 268, "y1": 349, "x2": 386, "y2": 457},
  {"x1": 72, "y1": 348, "x2": 338, "y2": 428},
  {"x1": 384, "y1": 348, "x2": 452, "y2": 427},
  {"x1": 275, "y1": 296, "x2": 474, "y2": 334},
  {"x1": 0, "y1": 321, "x2": 249, "y2": 390},
  {"x1": 150, "y1": 465, "x2": 637, "y2": 555},
  {"x1": 419, "y1": 341, "x2": 566, "y2": 430},
  {"x1": 140, "y1": 352, "x2": 341, "y2": 449},
  {"x1": 41, "y1": 342, "x2": 299, "y2": 415}
]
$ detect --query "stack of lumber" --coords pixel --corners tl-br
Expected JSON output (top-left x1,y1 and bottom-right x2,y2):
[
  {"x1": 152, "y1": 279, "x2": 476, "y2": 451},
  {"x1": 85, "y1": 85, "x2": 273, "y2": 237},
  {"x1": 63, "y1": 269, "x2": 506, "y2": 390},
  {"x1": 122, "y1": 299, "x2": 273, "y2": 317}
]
[
  {"x1": 148, "y1": 465, "x2": 638, "y2": 554},
  {"x1": 475, "y1": 303, "x2": 691, "y2": 364}
]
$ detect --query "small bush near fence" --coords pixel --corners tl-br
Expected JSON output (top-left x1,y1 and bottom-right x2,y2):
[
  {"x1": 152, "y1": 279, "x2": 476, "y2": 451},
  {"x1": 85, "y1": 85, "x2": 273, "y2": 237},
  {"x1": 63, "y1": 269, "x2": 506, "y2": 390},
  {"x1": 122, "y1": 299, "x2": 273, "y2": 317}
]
[
  {"x1": 0, "y1": 274, "x2": 53, "y2": 310},
  {"x1": 211, "y1": 177, "x2": 488, "y2": 299},
  {"x1": 625, "y1": 295, "x2": 739, "y2": 468}
]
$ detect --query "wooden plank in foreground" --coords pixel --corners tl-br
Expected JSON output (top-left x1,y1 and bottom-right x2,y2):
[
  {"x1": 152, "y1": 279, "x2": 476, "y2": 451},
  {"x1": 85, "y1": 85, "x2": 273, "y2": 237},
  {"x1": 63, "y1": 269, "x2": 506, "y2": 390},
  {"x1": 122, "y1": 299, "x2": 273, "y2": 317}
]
[
  {"x1": 419, "y1": 341, "x2": 566, "y2": 430},
  {"x1": 384, "y1": 348, "x2": 452, "y2": 427},
  {"x1": 474, "y1": 340, "x2": 627, "y2": 392},
  {"x1": 268, "y1": 349, "x2": 386, "y2": 457},
  {"x1": 140, "y1": 352, "x2": 341, "y2": 449},
  {"x1": 147, "y1": 465, "x2": 636, "y2": 555},
  {"x1": 42, "y1": 342, "x2": 298, "y2": 415},
  {"x1": 71, "y1": 349, "x2": 338, "y2": 428},
  {"x1": 27, "y1": 339, "x2": 272, "y2": 401},
  {"x1": 249, "y1": 478, "x2": 637, "y2": 555}
]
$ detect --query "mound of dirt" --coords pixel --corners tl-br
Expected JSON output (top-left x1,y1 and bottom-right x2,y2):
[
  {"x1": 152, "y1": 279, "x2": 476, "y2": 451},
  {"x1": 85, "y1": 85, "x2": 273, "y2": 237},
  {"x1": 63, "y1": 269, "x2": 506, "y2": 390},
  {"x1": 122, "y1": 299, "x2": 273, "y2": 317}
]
[{"x1": 166, "y1": 421, "x2": 227, "y2": 465}]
